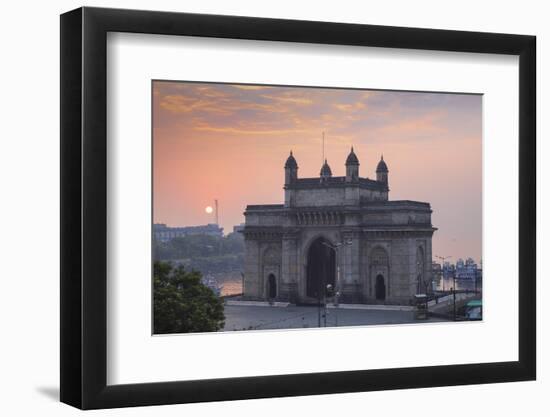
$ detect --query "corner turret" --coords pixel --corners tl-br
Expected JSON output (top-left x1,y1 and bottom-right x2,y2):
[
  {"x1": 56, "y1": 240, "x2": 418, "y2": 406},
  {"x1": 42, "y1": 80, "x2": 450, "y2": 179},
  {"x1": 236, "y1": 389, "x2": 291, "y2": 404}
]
[
  {"x1": 345, "y1": 146, "x2": 360, "y2": 182},
  {"x1": 320, "y1": 159, "x2": 332, "y2": 182},
  {"x1": 376, "y1": 154, "x2": 389, "y2": 186},
  {"x1": 284, "y1": 151, "x2": 298, "y2": 185}
]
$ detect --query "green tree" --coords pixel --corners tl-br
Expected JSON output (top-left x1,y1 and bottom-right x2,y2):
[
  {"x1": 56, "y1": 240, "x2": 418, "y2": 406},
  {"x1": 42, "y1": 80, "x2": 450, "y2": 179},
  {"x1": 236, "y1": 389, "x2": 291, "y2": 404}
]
[{"x1": 153, "y1": 261, "x2": 225, "y2": 334}]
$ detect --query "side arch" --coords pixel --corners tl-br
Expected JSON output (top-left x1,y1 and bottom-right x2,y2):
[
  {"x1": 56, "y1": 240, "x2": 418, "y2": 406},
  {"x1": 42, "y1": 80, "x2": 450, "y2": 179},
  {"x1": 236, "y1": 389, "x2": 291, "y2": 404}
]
[
  {"x1": 261, "y1": 244, "x2": 281, "y2": 300},
  {"x1": 375, "y1": 274, "x2": 386, "y2": 300},
  {"x1": 267, "y1": 273, "x2": 277, "y2": 299},
  {"x1": 368, "y1": 245, "x2": 390, "y2": 301},
  {"x1": 416, "y1": 246, "x2": 425, "y2": 294}
]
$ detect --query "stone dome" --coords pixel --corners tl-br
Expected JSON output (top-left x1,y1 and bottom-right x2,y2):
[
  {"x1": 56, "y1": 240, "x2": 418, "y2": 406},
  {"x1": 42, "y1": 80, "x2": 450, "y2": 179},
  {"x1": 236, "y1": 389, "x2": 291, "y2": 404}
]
[
  {"x1": 285, "y1": 151, "x2": 298, "y2": 169},
  {"x1": 320, "y1": 159, "x2": 332, "y2": 177},
  {"x1": 376, "y1": 155, "x2": 389, "y2": 172},
  {"x1": 345, "y1": 147, "x2": 359, "y2": 165}
]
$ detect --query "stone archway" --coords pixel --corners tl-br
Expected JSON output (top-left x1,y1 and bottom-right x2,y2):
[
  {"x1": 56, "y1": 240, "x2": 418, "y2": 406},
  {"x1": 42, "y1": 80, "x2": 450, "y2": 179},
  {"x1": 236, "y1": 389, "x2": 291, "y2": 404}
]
[
  {"x1": 262, "y1": 245, "x2": 281, "y2": 300},
  {"x1": 369, "y1": 246, "x2": 390, "y2": 300},
  {"x1": 375, "y1": 274, "x2": 386, "y2": 300},
  {"x1": 306, "y1": 237, "x2": 336, "y2": 300}
]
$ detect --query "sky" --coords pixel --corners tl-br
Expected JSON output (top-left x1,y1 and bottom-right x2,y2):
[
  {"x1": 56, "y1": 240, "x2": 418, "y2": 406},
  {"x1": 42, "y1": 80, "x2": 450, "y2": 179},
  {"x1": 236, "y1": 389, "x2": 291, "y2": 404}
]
[{"x1": 153, "y1": 81, "x2": 482, "y2": 263}]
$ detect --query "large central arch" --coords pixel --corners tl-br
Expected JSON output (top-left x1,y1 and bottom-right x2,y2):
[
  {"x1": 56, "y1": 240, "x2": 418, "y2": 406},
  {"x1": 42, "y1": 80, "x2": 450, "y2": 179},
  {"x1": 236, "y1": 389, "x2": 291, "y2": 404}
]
[{"x1": 306, "y1": 237, "x2": 336, "y2": 299}]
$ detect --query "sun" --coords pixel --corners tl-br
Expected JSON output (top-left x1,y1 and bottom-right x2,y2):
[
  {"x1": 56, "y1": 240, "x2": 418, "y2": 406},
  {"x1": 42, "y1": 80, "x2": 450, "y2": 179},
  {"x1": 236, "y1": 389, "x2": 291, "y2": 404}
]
[{"x1": 205, "y1": 206, "x2": 213, "y2": 214}]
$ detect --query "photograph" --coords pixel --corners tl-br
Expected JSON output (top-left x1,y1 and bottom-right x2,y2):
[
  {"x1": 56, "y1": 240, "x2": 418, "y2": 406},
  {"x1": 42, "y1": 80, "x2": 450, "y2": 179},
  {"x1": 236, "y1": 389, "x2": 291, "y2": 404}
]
[
  {"x1": 52, "y1": 3, "x2": 538, "y2": 412},
  {"x1": 152, "y1": 81, "x2": 483, "y2": 334}
]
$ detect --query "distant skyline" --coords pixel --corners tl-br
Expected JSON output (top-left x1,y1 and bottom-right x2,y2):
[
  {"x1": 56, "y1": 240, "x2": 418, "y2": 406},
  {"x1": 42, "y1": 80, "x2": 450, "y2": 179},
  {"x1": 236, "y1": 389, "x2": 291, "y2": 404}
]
[{"x1": 153, "y1": 81, "x2": 482, "y2": 262}]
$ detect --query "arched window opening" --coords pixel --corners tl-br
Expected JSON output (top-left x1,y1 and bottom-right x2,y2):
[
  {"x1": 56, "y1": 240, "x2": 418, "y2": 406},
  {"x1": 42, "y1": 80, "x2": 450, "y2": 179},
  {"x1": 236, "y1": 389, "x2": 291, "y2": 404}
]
[
  {"x1": 268, "y1": 274, "x2": 277, "y2": 299},
  {"x1": 375, "y1": 275, "x2": 386, "y2": 300}
]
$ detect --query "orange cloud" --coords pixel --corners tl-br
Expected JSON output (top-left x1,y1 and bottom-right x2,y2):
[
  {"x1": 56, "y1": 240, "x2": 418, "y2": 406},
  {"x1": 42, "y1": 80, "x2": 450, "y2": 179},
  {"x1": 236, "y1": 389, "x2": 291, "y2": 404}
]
[
  {"x1": 374, "y1": 110, "x2": 448, "y2": 139},
  {"x1": 260, "y1": 94, "x2": 314, "y2": 105},
  {"x1": 231, "y1": 85, "x2": 275, "y2": 90},
  {"x1": 159, "y1": 94, "x2": 289, "y2": 115},
  {"x1": 159, "y1": 95, "x2": 232, "y2": 115},
  {"x1": 334, "y1": 101, "x2": 367, "y2": 112},
  {"x1": 193, "y1": 125, "x2": 310, "y2": 135}
]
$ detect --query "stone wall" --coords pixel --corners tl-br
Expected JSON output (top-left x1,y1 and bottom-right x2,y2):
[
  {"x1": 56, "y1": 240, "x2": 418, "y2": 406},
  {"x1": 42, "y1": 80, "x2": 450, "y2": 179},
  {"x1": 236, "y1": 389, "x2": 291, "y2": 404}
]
[
  {"x1": 243, "y1": 239, "x2": 261, "y2": 298},
  {"x1": 244, "y1": 212, "x2": 284, "y2": 226},
  {"x1": 243, "y1": 197, "x2": 434, "y2": 305},
  {"x1": 280, "y1": 235, "x2": 299, "y2": 302},
  {"x1": 293, "y1": 187, "x2": 346, "y2": 207}
]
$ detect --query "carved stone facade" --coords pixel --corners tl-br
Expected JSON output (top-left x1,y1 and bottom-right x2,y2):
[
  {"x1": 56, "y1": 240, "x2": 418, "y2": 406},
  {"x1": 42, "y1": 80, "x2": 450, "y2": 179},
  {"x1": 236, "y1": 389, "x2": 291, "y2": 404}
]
[{"x1": 242, "y1": 149, "x2": 436, "y2": 305}]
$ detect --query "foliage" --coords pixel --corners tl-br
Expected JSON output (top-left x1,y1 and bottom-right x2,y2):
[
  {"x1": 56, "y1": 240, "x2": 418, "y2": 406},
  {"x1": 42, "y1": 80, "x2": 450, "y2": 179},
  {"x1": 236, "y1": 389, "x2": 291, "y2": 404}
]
[{"x1": 153, "y1": 261, "x2": 225, "y2": 334}]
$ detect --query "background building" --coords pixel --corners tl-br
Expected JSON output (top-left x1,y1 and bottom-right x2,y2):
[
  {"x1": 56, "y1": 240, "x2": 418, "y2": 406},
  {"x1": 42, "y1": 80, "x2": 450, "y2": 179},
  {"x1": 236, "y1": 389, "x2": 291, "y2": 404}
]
[
  {"x1": 455, "y1": 257, "x2": 482, "y2": 281},
  {"x1": 153, "y1": 223, "x2": 224, "y2": 242}
]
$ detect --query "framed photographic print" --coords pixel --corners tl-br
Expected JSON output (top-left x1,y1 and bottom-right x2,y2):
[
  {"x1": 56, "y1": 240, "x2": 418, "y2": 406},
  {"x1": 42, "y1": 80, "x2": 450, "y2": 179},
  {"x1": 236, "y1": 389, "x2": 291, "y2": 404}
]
[{"x1": 60, "y1": 6, "x2": 536, "y2": 410}]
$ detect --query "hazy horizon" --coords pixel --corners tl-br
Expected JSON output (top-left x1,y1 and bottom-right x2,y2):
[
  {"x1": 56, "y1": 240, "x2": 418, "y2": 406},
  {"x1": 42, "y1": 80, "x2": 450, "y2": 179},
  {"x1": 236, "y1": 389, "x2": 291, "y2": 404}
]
[{"x1": 153, "y1": 81, "x2": 482, "y2": 263}]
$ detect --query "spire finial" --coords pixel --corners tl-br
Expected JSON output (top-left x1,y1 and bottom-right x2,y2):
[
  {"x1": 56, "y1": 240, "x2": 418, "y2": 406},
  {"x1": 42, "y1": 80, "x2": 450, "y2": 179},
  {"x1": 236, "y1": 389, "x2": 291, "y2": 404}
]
[
  {"x1": 351, "y1": 146, "x2": 354, "y2": 152},
  {"x1": 381, "y1": 153, "x2": 384, "y2": 160}
]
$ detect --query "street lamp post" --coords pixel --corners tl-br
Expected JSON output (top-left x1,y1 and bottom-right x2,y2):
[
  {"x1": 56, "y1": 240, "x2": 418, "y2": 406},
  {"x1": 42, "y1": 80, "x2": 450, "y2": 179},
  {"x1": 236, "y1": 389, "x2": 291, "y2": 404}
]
[
  {"x1": 317, "y1": 244, "x2": 329, "y2": 328},
  {"x1": 435, "y1": 255, "x2": 451, "y2": 292},
  {"x1": 322, "y1": 239, "x2": 352, "y2": 327}
]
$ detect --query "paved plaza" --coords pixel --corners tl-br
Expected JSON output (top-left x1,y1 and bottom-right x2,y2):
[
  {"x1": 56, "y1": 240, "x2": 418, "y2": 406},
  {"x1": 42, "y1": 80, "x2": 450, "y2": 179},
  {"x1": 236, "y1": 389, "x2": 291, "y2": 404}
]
[{"x1": 222, "y1": 304, "x2": 448, "y2": 331}]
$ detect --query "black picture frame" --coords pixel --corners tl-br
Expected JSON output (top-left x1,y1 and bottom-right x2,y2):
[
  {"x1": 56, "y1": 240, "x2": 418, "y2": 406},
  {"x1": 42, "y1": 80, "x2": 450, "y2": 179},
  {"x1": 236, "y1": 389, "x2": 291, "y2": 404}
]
[{"x1": 60, "y1": 6, "x2": 536, "y2": 410}]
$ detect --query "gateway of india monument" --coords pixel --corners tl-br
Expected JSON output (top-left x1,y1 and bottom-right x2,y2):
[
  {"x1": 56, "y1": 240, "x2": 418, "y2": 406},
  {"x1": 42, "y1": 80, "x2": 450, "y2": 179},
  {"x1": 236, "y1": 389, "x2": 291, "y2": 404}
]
[{"x1": 241, "y1": 147, "x2": 436, "y2": 305}]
